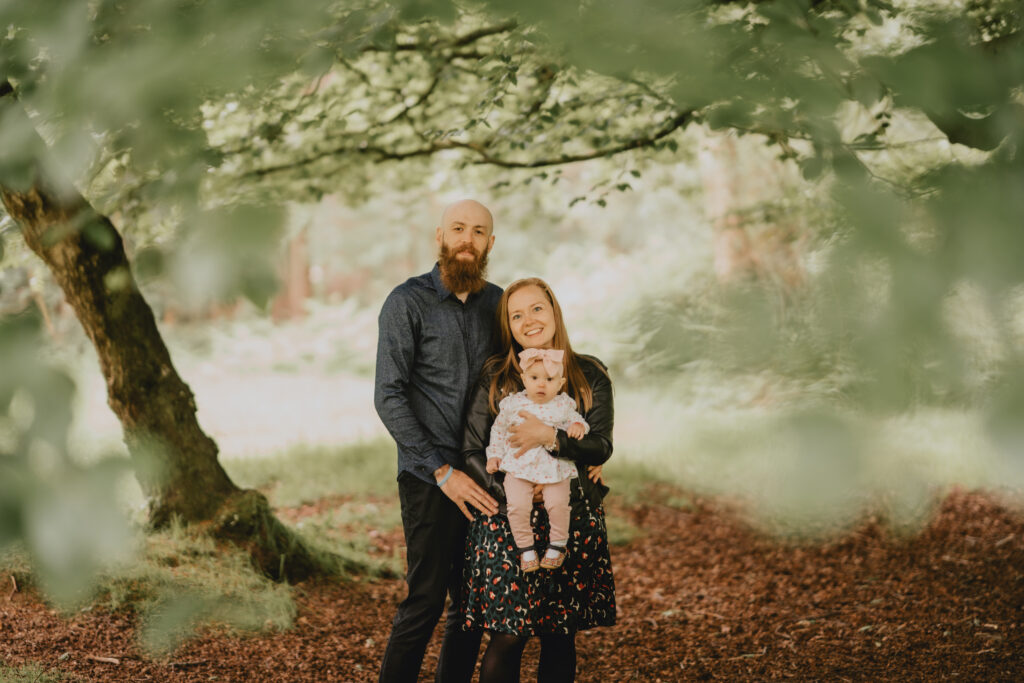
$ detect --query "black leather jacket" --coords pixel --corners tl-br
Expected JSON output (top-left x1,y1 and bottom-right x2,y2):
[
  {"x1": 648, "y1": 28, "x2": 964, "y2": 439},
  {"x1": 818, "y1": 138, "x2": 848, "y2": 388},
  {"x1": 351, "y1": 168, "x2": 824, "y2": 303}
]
[{"x1": 461, "y1": 354, "x2": 613, "y2": 515}]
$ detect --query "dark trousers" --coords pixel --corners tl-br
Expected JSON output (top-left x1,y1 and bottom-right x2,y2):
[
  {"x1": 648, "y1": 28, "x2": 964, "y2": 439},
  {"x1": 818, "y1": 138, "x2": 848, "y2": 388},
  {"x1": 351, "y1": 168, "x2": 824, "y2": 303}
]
[{"x1": 379, "y1": 472, "x2": 484, "y2": 683}]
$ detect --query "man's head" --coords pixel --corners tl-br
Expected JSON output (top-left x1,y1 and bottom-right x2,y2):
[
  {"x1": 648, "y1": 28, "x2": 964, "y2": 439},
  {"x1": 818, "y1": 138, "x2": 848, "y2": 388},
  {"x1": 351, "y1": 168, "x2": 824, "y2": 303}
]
[{"x1": 435, "y1": 199, "x2": 495, "y2": 295}]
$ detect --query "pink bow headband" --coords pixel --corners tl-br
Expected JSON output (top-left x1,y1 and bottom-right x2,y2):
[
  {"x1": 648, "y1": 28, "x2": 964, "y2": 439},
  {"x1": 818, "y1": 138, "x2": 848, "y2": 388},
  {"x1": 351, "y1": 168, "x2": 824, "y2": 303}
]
[{"x1": 518, "y1": 348, "x2": 564, "y2": 376}]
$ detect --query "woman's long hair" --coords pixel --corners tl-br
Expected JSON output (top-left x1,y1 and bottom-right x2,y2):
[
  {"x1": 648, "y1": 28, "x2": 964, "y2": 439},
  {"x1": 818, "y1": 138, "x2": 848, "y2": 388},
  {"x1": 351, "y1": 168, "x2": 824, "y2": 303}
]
[{"x1": 487, "y1": 278, "x2": 594, "y2": 415}]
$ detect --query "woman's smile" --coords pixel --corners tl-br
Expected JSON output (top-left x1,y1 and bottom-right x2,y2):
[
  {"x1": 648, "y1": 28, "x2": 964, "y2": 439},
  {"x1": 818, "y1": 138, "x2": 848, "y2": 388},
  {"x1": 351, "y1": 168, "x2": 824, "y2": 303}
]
[{"x1": 507, "y1": 284, "x2": 557, "y2": 349}]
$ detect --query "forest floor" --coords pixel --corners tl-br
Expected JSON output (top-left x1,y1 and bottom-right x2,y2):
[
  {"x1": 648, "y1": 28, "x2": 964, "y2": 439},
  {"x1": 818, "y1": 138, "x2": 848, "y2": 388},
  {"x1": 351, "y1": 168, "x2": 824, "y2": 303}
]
[{"x1": 2, "y1": 487, "x2": 1023, "y2": 682}]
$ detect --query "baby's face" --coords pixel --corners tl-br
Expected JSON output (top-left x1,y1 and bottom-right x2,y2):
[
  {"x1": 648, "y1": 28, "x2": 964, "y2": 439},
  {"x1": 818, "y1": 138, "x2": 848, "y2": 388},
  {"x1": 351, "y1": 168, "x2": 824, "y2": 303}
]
[{"x1": 521, "y1": 364, "x2": 565, "y2": 404}]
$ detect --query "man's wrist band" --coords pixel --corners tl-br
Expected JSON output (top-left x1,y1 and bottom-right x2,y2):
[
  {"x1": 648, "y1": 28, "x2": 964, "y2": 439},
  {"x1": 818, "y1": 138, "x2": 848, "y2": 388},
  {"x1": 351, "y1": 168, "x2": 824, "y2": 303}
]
[{"x1": 437, "y1": 466, "x2": 454, "y2": 487}]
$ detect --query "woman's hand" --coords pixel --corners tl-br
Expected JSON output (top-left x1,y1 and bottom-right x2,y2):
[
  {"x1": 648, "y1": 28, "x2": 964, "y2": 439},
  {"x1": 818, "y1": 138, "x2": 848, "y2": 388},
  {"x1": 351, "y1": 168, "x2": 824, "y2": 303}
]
[
  {"x1": 532, "y1": 483, "x2": 544, "y2": 503},
  {"x1": 587, "y1": 465, "x2": 604, "y2": 484},
  {"x1": 509, "y1": 410, "x2": 557, "y2": 457}
]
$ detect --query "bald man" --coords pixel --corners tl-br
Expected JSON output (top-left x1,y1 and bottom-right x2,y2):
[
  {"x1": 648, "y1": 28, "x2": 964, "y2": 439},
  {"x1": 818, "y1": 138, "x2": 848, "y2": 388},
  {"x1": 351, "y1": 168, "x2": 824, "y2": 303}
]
[{"x1": 374, "y1": 199, "x2": 502, "y2": 682}]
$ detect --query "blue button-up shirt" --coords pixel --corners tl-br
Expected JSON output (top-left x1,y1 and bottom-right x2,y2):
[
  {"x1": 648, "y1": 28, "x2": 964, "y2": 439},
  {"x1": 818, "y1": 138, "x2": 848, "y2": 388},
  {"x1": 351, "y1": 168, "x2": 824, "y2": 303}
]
[{"x1": 374, "y1": 263, "x2": 503, "y2": 484}]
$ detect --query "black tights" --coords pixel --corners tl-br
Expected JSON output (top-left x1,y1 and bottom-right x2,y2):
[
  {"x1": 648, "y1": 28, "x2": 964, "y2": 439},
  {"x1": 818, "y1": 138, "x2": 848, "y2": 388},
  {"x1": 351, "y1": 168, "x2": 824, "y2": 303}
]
[{"x1": 478, "y1": 631, "x2": 576, "y2": 683}]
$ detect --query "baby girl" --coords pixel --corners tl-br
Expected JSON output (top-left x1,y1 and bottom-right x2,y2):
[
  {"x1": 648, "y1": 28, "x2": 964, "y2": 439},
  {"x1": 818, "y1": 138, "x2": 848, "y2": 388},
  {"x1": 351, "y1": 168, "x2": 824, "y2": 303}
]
[{"x1": 486, "y1": 348, "x2": 589, "y2": 572}]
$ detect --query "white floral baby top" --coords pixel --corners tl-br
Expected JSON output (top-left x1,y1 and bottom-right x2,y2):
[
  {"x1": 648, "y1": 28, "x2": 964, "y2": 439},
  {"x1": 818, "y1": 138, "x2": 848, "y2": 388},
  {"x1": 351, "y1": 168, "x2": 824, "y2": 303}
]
[{"x1": 486, "y1": 391, "x2": 589, "y2": 484}]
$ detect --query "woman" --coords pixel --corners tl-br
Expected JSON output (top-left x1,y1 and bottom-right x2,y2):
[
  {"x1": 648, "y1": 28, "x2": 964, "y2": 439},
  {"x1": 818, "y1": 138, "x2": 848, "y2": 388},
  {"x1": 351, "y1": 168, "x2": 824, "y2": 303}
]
[{"x1": 461, "y1": 277, "x2": 616, "y2": 683}]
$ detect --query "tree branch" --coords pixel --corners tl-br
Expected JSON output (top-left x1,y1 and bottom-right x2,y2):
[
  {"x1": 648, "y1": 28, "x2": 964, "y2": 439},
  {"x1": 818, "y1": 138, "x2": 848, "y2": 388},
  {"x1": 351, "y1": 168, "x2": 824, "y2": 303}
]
[
  {"x1": 242, "y1": 108, "x2": 694, "y2": 179},
  {"x1": 362, "y1": 20, "x2": 518, "y2": 53},
  {"x1": 241, "y1": 141, "x2": 452, "y2": 178},
  {"x1": 451, "y1": 20, "x2": 519, "y2": 47},
  {"x1": 378, "y1": 70, "x2": 442, "y2": 127},
  {"x1": 460, "y1": 109, "x2": 694, "y2": 168}
]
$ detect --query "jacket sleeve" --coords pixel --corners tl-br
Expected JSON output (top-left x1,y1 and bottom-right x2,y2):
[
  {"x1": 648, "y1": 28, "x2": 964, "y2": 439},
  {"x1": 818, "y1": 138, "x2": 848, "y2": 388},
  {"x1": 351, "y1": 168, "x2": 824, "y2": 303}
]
[
  {"x1": 554, "y1": 361, "x2": 613, "y2": 467},
  {"x1": 557, "y1": 395, "x2": 591, "y2": 435},
  {"x1": 461, "y1": 370, "x2": 507, "y2": 504},
  {"x1": 373, "y1": 290, "x2": 446, "y2": 478}
]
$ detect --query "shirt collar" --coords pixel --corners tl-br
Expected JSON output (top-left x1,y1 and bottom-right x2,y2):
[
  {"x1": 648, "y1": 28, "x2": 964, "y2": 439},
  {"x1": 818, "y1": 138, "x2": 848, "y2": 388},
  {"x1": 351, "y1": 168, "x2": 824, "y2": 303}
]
[{"x1": 430, "y1": 262, "x2": 454, "y2": 301}]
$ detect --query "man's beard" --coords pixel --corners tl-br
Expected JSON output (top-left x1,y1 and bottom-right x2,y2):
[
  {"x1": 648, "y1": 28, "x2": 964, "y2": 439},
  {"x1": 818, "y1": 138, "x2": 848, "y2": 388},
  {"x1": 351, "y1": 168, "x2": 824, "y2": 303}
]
[{"x1": 439, "y1": 242, "x2": 489, "y2": 295}]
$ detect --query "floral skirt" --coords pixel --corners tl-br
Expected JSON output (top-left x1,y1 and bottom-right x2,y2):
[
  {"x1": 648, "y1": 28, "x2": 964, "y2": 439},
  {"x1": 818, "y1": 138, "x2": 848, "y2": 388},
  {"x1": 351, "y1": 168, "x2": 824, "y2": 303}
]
[{"x1": 460, "y1": 480, "x2": 616, "y2": 635}]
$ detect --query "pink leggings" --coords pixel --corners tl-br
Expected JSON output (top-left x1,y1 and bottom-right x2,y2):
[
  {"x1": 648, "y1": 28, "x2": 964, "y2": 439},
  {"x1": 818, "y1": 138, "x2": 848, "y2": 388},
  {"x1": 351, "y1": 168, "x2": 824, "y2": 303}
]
[{"x1": 503, "y1": 475, "x2": 572, "y2": 551}]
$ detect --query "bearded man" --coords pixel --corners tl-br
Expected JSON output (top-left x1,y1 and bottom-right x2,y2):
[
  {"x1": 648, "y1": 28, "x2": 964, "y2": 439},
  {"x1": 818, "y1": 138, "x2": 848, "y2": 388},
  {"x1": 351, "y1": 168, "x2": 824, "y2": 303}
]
[{"x1": 374, "y1": 199, "x2": 502, "y2": 683}]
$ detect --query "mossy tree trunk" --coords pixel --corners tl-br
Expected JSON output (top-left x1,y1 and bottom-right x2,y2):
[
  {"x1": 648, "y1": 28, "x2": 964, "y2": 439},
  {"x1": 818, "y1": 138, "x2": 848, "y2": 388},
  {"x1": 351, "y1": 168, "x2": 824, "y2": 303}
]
[
  {"x1": 0, "y1": 80, "x2": 323, "y2": 582},
  {"x1": 3, "y1": 182, "x2": 240, "y2": 525}
]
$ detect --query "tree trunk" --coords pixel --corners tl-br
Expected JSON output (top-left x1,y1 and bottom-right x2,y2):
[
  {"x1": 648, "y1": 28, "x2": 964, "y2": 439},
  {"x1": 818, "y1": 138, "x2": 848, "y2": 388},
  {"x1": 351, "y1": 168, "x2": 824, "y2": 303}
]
[
  {"x1": 3, "y1": 183, "x2": 239, "y2": 526},
  {"x1": 271, "y1": 226, "x2": 312, "y2": 321},
  {"x1": 698, "y1": 132, "x2": 805, "y2": 289},
  {"x1": 0, "y1": 81, "x2": 327, "y2": 581}
]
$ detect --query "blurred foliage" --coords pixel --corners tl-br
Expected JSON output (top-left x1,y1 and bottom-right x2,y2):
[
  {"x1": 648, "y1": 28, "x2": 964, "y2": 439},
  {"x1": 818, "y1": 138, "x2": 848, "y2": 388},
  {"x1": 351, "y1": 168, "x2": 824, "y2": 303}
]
[
  {"x1": 1, "y1": 0, "x2": 1023, "y2": 609},
  {"x1": 481, "y1": 1, "x2": 1024, "y2": 485},
  {"x1": 0, "y1": 313, "x2": 136, "y2": 606},
  {"x1": 101, "y1": 520, "x2": 297, "y2": 655}
]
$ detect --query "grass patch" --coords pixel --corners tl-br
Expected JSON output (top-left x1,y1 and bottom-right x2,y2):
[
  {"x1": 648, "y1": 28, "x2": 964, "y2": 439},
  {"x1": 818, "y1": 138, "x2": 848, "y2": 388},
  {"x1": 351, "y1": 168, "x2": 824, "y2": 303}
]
[
  {"x1": 80, "y1": 520, "x2": 297, "y2": 655},
  {"x1": 605, "y1": 514, "x2": 645, "y2": 546},
  {"x1": 0, "y1": 664, "x2": 73, "y2": 683},
  {"x1": 224, "y1": 439, "x2": 397, "y2": 507},
  {"x1": 0, "y1": 546, "x2": 33, "y2": 591},
  {"x1": 1, "y1": 505, "x2": 396, "y2": 656},
  {"x1": 295, "y1": 499, "x2": 402, "y2": 531},
  {"x1": 290, "y1": 502, "x2": 404, "y2": 577},
  {"x1": 97, "y1": 520, "x2": 294, "y2": 617},
  {"x1": 602, "y1": 459, "x2": 681, "y2": 505}
]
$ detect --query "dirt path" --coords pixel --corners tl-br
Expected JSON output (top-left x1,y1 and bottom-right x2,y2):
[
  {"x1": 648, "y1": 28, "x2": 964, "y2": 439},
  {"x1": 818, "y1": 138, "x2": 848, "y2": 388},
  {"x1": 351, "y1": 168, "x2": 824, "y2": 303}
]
[{"x1": 2, "y1": 490, "x2": 1022, "y2": 682}]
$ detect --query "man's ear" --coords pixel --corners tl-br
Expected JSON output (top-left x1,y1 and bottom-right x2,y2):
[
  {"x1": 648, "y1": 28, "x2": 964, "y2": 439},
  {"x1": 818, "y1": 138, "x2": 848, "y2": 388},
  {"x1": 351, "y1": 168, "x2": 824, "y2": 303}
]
[
  {"x1": 487, "y1": 233, "x2": 495, "y2": 251},
  {"x1": 435, "y1": 226, "x2": 443, "y2": 248}
]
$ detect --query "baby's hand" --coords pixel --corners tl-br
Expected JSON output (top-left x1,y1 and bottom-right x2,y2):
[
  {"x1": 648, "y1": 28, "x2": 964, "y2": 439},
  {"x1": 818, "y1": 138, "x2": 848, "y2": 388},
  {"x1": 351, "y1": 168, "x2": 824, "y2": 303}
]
[
  {"x1": 486, "y1": 458, "x2": 501, "y2": 473},
  {"x1": 567, "y1": 422, "x2": 586, "y2": 439}
]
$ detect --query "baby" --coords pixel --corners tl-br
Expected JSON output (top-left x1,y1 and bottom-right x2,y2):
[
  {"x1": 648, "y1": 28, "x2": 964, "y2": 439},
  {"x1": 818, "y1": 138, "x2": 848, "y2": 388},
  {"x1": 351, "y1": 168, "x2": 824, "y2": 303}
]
[{"x1": 486, "y1": 348, "x2": 589, "y2": 572}]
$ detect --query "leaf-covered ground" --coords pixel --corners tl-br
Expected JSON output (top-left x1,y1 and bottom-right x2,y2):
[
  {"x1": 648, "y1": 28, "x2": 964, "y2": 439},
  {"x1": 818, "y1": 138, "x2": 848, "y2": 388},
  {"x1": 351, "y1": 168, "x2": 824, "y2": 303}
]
[{"x1": 2, "y1": 489, "x2": 1022, "y2": 681}]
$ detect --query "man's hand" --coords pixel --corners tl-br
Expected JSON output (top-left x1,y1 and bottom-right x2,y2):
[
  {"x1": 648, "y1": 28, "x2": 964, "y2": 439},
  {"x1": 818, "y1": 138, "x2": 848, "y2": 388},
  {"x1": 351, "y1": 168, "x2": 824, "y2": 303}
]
[
  {"x1": 434, "y1": 465, "x2": 499, "y2": 520},
  {"x1": 587, "y1": 465, "x2": 604, "y2": 484},
  {"x1": 566, "y1": 422, "x2": 586, "y2": 440},
  {"x1": 486, "y1": 458, "x2": 501, "y2": 473},
  {"x1": 509, "y1": 410, "x2": 556, "y2": 458}
]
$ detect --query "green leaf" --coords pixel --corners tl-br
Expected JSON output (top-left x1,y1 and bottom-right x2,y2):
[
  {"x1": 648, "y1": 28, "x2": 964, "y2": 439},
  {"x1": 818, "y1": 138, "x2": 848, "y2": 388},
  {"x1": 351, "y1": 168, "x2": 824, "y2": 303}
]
[
  {"x1": 133, "y1": 246, "x2": 166, "y2": 281},
  {"x1": 25, "y1": 462, "x2": 136, "y2": 607},
  {"x1": 849, "y1": 74, "x2": 882, "y2": 108},
  {"x1": 799, "y1": 155, "x2": 825, "y2": 180},
  {"x1": 299, "y1": 45, "x2": 336, "y2": 78},
  {"x1": 82, "y1": 219, "x2": 117, "y2": 251},
  {"x1": 705, "y1": 101, "x2": 753, "y2": 131},
  {"x1": 240, "y1": 268, "x2": 280, "y2": 310}
]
